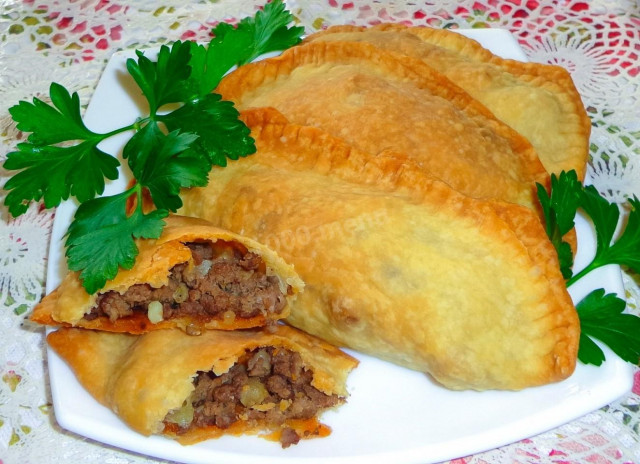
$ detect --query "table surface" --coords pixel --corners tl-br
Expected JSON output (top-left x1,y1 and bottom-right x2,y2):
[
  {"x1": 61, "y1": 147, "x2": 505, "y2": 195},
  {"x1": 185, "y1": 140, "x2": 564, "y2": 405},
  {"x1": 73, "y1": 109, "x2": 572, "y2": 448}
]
[{"x1": 1, "y1": 1, "x2": 640, "y2": 463}]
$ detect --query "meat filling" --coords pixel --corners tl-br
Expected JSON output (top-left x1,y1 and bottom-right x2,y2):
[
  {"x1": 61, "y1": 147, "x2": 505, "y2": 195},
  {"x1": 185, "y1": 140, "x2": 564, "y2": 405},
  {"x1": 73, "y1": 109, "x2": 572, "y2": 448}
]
[
  {"x1": 84, "y1": 241, "x2": 287, "y2": 327},
  {"x1": 163, "y1": 347, "x2": 342, "y2": 448}
]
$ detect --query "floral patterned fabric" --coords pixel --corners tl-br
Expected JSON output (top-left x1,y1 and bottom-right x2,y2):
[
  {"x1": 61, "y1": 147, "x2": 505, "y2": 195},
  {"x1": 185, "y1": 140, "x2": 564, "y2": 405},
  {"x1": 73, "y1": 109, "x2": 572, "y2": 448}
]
[{"x1": 1, "y1": 1, "x2": 639, "y2": 463}]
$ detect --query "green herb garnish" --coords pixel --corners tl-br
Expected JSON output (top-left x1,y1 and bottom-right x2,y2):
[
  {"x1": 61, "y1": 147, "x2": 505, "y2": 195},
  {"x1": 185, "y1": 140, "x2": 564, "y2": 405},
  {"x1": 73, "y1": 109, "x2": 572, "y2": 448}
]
[
  {"x1": 535, "y1": 170, "x2": 582, "y2": 279},
  {"x1": 576, "y1": 289, "x2": 640, "y2": 366},
  {"x1": 3, "y1": 82, "x2": 122, "y2": 217},
  {"x1": 571, "y1": 188, "x2": 640, "y2": 286},
  {"x1": 538, "y1": 171, "x2": 640, "y2": 365},
  {"x1": 3, "y1": 0, "x2": 304, "y2": 294}
]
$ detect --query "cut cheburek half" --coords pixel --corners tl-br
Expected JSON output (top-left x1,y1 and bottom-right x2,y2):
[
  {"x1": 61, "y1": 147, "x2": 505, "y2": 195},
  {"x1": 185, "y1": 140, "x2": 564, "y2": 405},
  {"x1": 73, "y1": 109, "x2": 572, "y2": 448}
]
[
  {"x1": 216, "y1": 40, "x2": 549, "y2": 212},
  {"x1": 179, "y1": 109, "x2": 579, "y2": 391},
  {"x1": 305, "y1": 24, "x2": 591, "y2": 179},
  {"x1": 47, "y1": 325, "x2": 358, "y2": 448},
  {"x1": 31, "y1": 215, "x2": 304, "y2": 334}
]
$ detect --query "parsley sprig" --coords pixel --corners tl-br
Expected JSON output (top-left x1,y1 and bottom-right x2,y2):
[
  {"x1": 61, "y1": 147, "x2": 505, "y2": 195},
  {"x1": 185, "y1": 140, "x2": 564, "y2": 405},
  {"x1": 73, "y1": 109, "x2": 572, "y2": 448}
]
[
  {"x1": 3, "y1": 0, "x2": 304, "y2": 294},
  {"x1": 576, "y1": 289, "x2": 640, "y2": 366},
  {"x1": 4, "y1": 82, "x2": 123, "y2": 216},
  {"x1": 538, "y1": 171, "x2": 640, "y2": 366}
]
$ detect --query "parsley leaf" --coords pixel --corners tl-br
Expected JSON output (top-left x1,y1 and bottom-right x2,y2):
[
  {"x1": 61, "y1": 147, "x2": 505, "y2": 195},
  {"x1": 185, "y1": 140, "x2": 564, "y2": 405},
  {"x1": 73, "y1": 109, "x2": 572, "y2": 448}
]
[
  {"x1": 190, "y1": 0, "x2": 304, "y2": 95},
  {"x1": 574, "y1": 192, "x2": 640, "y2": 281},
  {"x1": 567, "y1": 189, "x2": 640, "y2": 287},
  {"x1": 576, "y1": 289, "x2": 640, "y2": 366},
  {"x1": 579, "y1": 185, "x2": 620, "y2": 252},
  {"x1": 4, "y1": 83, "x2": 121, "y2": 216},
  {"x1": 10, "y1": 82, "x2": 95, "y2": 144},
  {"x1": 126, "y1": 41, "x2": 194, "y2": 114},
  {"x1": 609, "y1": 197, "x2": 640, "y2": 270},
  {"x1": 234, "y1": 0, "x2": 305, "y2": 65},
  {"x1": 4, "y1": 142, "x2": 120, "y2": 216},
  {"x1": 536, "y1": 170, "x2": 581, "y2": 278},
  {"x1": 538, "y1": 171, "x2": 640, "y2": 285},
  {"x1": 65, "y1": 187, "x2": 168, "y2": 294},
  {"x1": 187, "y1": 35, "x2": 253, "y2": 98},
  {"x1": 125, "y1": 123, "x2": 209, "y2": 211},
  {"x1": 160, "y1": 93, "x2": 255, "y2": 166}
]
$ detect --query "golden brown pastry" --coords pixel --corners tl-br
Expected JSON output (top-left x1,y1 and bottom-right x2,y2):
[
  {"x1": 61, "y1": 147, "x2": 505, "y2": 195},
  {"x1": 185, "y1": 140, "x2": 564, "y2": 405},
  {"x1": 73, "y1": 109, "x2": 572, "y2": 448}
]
[
  {"x1": 216, "y1": 40, "x2": 549, "y2": 211},
  {"x1": 179, "y1": 109, "x2": 579, "y2": 391},
  {"x1": 47, "y1": 325, "x2": 358, "y2": 447},
  {"x1": 305, "y1": 24, "x2": 591, "y2": 179},
  {"x1": 31, "y1": 215, "x2": 304, "y2": 334}
]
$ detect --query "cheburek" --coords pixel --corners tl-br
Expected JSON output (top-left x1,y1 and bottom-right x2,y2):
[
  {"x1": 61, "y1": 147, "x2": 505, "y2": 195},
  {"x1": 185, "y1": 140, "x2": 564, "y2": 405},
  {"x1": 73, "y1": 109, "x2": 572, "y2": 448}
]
[
  {"x1": 216, "y1": 40, "x2": 549, "y2": 211},
  {"x1": 179, "y1": 109, "x2": 579, "y2": 391},
  {"x1": 31, "y1": 215, "x2": 304, "y2": 334},
  {"x1": 47, "y1": 325, "x2": 358, "y2": 447},
  {"x1": 305, "y1": 24, "x2": 591, "y2": 179}
]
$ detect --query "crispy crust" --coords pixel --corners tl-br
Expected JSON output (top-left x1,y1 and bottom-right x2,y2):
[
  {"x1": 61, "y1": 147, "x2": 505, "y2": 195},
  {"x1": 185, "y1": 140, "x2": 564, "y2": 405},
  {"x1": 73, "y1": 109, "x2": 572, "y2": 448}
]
[
  {"x1": 31, "y1": 215, "x2": 304, "y2": 333},
  {"x1": 47, "y1": 325, "x2": 357, "y2": 441},
  {"x1": 216, "y1": 40, "x2": 549, "y2": 211},
  {"x1": 179, "y1": 109, "x2": 579, "y2": 390},
  {"x1": 305, "y1": 24, "x2": 591, "y2": 179}
]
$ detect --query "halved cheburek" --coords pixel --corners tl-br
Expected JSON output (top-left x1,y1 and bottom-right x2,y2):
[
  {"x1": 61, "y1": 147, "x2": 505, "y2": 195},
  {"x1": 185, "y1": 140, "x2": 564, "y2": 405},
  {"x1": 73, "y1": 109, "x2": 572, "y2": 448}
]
[
  {"x1": 304, "y1": 24, "x2": 591, "y2": 179},
  {"x1": 215, "y1": 40, "x2": 549, "y2": 211},
  {"x1": 31, "y1": 216, "x2": 304, "y2": 334},
  {"x1": 179, "y1": 109, "x2": 580, "y2": 391},
  {"x1": 47, "y1": 325, "x2": 358, "y2": 448}
]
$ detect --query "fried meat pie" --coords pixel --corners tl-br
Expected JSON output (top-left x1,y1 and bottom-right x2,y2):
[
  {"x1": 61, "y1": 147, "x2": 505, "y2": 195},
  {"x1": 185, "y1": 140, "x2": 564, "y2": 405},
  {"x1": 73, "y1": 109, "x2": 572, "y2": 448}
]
[
  {"x1": 31, "y1": 216, "x2": 304, "y2": 334},
  {"x1": 47, "y1": 325, "x2": 358, "y2": 448}
]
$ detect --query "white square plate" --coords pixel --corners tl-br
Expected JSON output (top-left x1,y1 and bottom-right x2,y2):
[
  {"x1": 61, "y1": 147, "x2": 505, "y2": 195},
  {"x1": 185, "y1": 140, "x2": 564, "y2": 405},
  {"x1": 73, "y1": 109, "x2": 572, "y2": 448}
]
[{"x1": 44, "y1": 29, "x2": 634, "y2": 464}]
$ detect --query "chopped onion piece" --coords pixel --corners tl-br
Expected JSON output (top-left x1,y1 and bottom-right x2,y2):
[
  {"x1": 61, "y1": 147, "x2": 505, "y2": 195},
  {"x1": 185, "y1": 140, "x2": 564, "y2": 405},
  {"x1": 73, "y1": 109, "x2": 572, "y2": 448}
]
[
  {"x1": 195, "y1": 259, "x2": 212, "y2": 276},
  {"x1": 248, "y1": 348, "x2": 271, "y2": 374},
  {"x1": 173, "y1": 283, "x2": 189, "y2": 303},
  {"x1": 147, "y1": 301, "x2": 163, "y2": 323},
  {"x1": 164, "y1": 399, "x2": 194, "y2": 428},
  {"x1": 240, "y1": 378, "x2": 269, "y2": 408}
]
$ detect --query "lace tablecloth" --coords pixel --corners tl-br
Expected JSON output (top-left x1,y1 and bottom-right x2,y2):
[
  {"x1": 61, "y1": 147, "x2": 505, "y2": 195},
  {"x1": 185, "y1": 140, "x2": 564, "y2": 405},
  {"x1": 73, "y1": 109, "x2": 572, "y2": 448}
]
[{"x1": 1, "y1": 1, "x2": 639, "y2": 463}]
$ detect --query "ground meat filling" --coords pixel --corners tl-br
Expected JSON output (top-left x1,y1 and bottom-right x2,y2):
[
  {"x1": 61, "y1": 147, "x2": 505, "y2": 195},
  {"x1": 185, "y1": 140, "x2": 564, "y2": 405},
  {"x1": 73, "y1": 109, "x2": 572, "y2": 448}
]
[
  {"x1": 84, "y1": 241, "x2": 288, "y2": 326},
  {"x1": 163, "y1": 347, "x2": 341, "y2": 448}
]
